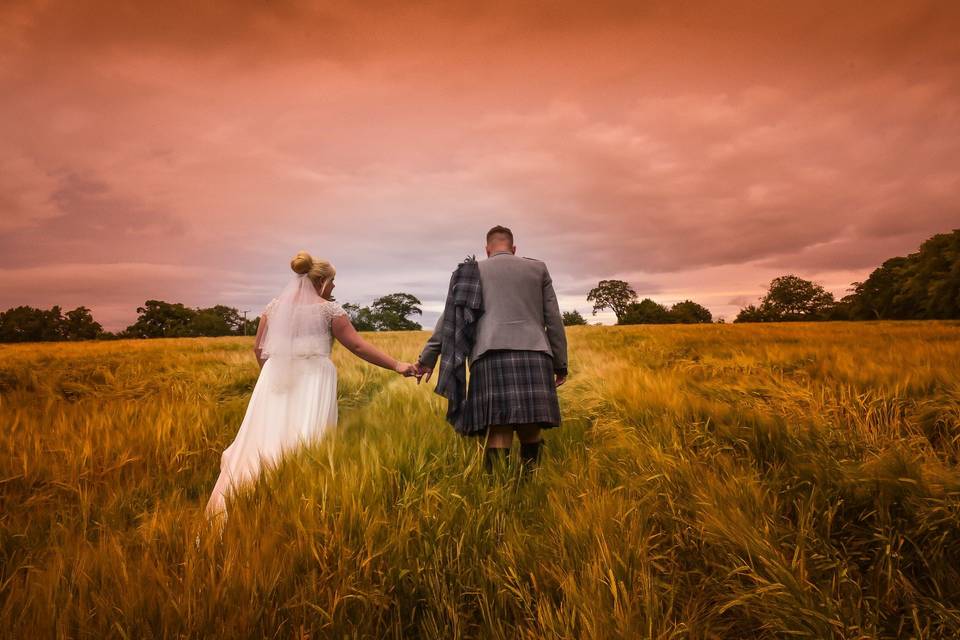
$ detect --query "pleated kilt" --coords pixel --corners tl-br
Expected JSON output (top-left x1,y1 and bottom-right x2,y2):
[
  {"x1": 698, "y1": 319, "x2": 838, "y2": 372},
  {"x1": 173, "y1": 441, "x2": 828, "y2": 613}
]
[{"x1": 460, "y1": 349, "x2": 562, "y2": 436}]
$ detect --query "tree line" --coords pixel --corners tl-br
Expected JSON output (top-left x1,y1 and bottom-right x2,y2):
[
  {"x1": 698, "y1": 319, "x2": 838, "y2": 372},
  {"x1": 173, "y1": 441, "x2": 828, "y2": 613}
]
[
  {"x1": 0, "y1": 306, "x2": 106, "y2": 342},
  {"x1": 342, "y1": 294, "x2": 423, "y2": 331},
  {"x1": 583, "y1": 279, "x2": 715, "y2": 325},
  {"x1": 0, "y1": 301, "x2": 261, "y2": 343},
  {"x1": 734, "y1": 229, "x2": 960, "y2": 322},
  {"x1": 0, "y1": 294, "x2": 425, "y2": 343},
  {"x1": 2, "y1": 228, "x2": 956, "y2": 341},
  {"x1": 580, "y1": 228, "x2": 959, "y2": 326}
]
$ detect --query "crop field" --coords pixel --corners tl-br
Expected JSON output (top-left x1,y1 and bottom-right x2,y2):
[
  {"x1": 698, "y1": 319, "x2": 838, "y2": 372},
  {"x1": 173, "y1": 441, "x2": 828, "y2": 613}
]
[{"x1": 2, "y1": 323, "x2": 959, "y2": 638}]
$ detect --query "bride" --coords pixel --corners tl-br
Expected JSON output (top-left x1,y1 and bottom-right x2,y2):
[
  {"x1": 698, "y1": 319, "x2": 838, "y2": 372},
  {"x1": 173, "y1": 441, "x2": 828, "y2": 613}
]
[{"x1": 204, "y1": 250, "x2": 416, "y2": 522}]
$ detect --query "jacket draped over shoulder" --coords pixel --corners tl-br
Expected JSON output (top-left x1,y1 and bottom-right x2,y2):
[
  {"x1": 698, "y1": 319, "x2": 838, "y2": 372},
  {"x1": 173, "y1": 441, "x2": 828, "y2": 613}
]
[{"x1": 430, "y1": 256, "x2": 483, "y2": 432}]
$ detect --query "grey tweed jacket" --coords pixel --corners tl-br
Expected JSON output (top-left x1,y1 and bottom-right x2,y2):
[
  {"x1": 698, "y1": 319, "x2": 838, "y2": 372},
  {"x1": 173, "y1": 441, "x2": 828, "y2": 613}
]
[{"x1": 418, "y1": 251, "x2": 568, "y2": 375}]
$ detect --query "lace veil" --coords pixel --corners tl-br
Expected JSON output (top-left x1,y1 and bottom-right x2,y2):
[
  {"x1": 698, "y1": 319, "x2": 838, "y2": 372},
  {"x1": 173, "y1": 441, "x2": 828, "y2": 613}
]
[{"x1": 260, "y1": 273, "x2": 326, "y2": 390}]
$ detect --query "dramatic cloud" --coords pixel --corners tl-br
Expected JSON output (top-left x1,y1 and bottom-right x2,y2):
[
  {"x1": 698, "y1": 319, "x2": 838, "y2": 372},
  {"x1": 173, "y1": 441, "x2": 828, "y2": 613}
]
[{"x1": 1, "y1": 0, "x2": 958, "y2": 329}]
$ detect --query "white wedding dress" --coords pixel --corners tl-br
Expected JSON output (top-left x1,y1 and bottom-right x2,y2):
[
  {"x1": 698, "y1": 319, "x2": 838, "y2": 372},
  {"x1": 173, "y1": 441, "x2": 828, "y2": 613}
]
[{"x1": 204, "y1": 287, "x2": 347, "y2": 521}]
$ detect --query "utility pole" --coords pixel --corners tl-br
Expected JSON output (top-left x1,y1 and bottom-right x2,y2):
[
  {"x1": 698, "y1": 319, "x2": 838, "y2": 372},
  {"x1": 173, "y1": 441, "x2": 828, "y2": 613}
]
[{"x1": 241, "y1": 310, "x2": 251, "y2": 336}]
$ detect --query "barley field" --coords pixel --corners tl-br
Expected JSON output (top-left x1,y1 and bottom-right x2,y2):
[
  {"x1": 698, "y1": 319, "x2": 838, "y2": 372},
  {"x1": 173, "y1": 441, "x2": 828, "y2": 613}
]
[{"x1": 1, "y1": 323, "x2": 959, "y2": 639}]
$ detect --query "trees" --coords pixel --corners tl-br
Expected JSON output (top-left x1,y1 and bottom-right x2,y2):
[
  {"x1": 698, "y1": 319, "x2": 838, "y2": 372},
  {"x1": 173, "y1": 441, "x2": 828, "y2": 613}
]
[
  {"x1": 342, "y1": 303, "x2": 377, "y2": 332},
  {"x1": 119, "y1": 293, "x2": 424, "y2": 339},
  {"x1": 734, "y1": 304, "x2": 772, "y2": 323},
  {"x1": 587, "y1": 281, "x2": 713, "y2": 325},
  {"x1": 183, "y1": 305, "x2": 246, "y2": 337},
  {"x1": 0, "y1": 300, "x2": 284, "y2": 343},
  {"x1": 844, "y1": 257, "x2": 909, "y2": 320},
  {"x1": 125, "y1": 300, "x2": 197, "y2": 338},
  {"x1": 621, "y1": 298, "x2": 671, "y2": 324},
  {"x1": 203, "y1": 305, "x2": 245, "y2": 334},
  {"x1": 341, "y1": 293, "x2": 423, "y2": 331},
  {"x1": 587, "y1": 280, "x2": 637, "y2": 323},
  {"x1": 369, "y1": 293, "x2": 422, "y2": 331},
  {"x1": 843, "y1": 230, "x2": 960, "y2": 320},
  {"x1": 617, "y1": 299, "x2": 713, "y2": 325},
  {"x1": 243, "y1": 315, "x2": 261, "y2": 336},
  {"x1": 0, "y1": 306, "x2": 66, "y2": 342},
  {"x1": 123, "y1": 301, "x2": 254, "y2": 337},
  {"x1": 668, "y1": 300, "x2": 713, "y2": 324},
  {"x1": 910, "y1": 230, "x2": 960, "y2": 319},
  {"x1": 763, "y1": 275, "x2": 835, "y2": 320},
  {"x1": 735, "y1": 275, "x2": 835, "y2": 323},
  {"x1": 562, "y1": 310, "x2": 587, "y2": 326},
  {"x1": 0, "y1": 305, "x2": 103, "y2": 342},
  {"x1": 62, "y1": 307, "x2": 104, "y2": 340},
  {"x1": 189, "y1": 309, "x2": 233, "y2": 337},
  {"x1": 5, "y1": 228, "x2": 956, "y2": 343},
  {"x1": 736, "y1": 230, "x2": 960, "y2": 322}
]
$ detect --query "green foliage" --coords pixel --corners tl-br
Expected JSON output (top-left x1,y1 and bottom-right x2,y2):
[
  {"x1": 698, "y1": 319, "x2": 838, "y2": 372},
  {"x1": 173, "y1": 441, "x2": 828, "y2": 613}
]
[
  {"x1": 737, "y1": 229, "x2": 960, "y2": 322},
  {"x1": 845, "y1": 229, "x2": 960, "y2": 319},
  {"x1": 2, "y1": 324, "x2": 959, "y2": 637},
  {"x1": 0, "y1": 305, "x2": 66, "y2": 341},
  {"x1": 0, "y1": 290, "x2": 425, "y2": 344},
  {"x1": 125, "y1": 300, "x2": 200, "y2": 338},
  {"x1": 587, "y1": 279, "x2": 637, "y2": 322},
  {"x1": 370, "y1": 292, "x2": 423, "y2": 330},
  {"x1": 343, "y1": 293, "x2": 423, "y2": 331},
  {"x1": 669, "y1": 300, "x2": 713, "y2": 324},
  {"x1": 122, "y1": 301, "x2": 258, "y2": 338},
  {"x1": 202, "y1": 304, "x2": 245, "y2": 334},
  {"x1": 0, "y1": 305, "x2": 103, "y2": 342},
  {"x1": 562, "y1": 310, "x2": 588, "y2": 326},
  {"x1": 61, "y1": 306, "x2": 104, "y2": 340},
  {"x1": 765, "y1": 275, "x2": 835, "y2": 320},
  {"x1": 591, "y1": 286, "x2": 712, "y2": 325},
  {"x1": 189, "y1": 310, "x2": 233, "y2": 337},
  {"x1": 619, "y1": 299, "x2": 713, "y2": 325},
  {"x1": 736, "y1": 275, "x2": 835, "y2": 322},
  {"x1": 621, "y1": 298, "x2": 671, "y2": 324},
  {"x1": 342, "y1": 302, "x2": 378, "y2": 332},
  {"x1": 733, "y1": 304, "x2": 772, "y2": 323}
]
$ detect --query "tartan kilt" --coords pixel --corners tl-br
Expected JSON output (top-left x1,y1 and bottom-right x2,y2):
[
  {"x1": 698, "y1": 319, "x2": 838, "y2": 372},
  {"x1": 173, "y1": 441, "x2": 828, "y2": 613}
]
[{"x1": 461, "y1": 349, "x2": 562, "y2": 436}]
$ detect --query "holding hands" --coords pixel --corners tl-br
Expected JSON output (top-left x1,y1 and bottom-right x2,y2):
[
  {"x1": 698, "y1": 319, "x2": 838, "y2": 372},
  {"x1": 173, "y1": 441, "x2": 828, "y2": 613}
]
[
  {"x1": 393, "y1": 361, "x2": 418, "y2": 377},
  {"x1": 396, "y1": 359, "x2": 560, "y2": 387},
  {"x1": 397, "y1": 360, "x2": 560, "y2": 386},
  {"x1": 411, "y1": 362, "x2": 433, "y2": 384},
  {"x1": 393, "y1": 360, "x2": 432, "y2": 382}
]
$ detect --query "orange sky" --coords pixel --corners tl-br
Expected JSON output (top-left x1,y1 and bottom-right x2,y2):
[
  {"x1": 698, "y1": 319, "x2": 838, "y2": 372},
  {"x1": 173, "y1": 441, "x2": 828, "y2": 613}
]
[{"x1": 2, "y1": 1, "x2": 959, "y2": 328}]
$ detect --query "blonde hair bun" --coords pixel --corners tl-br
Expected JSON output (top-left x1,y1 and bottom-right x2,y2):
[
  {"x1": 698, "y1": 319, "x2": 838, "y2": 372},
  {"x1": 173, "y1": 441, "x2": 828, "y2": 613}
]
[
  {"x1": 290, "y1": 250, "x2": 314, "y2": 275},
  {"x1": 288, "y1": 250, "x2": 336, "y2": 289}
]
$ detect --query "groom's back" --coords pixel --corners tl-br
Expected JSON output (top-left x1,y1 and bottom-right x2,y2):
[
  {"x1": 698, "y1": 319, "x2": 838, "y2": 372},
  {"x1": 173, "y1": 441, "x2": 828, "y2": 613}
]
[{"x1": 473, "y1": 252, "x2": 563, "y2": 365}]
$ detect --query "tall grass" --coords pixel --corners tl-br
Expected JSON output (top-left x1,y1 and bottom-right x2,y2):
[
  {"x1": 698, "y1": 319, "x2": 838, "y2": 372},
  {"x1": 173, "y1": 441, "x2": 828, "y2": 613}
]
[{"x1": 1, "y1": 322, "x2": 959, "y2": 638}]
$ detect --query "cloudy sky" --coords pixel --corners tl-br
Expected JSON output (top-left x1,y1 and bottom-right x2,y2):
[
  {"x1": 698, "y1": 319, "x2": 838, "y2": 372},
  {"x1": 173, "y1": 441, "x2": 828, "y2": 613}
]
[{"x1": 2, "y1": 1, "x2": 958, "y2": 330}]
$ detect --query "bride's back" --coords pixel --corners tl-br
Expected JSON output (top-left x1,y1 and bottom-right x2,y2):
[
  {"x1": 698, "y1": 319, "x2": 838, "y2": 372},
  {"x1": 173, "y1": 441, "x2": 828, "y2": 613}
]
[{"x1": 263, "y1": 298, "x2": 345, "y2": 358}]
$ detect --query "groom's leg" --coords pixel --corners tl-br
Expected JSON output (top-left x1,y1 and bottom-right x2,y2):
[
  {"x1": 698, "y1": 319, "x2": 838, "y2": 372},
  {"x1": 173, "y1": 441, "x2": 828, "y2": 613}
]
[
  {"x1": 486, "y1": 425, "x2": 514, "y2": 448},
  {"x1": 516, "y1": 424, "x2": 542, "y2": 444},
  {"x1": 517, "y1": 424, "x2": 543, "y2": 473},
  {"x1": 483, "y1": 425, "x2": 513, "y2": 472}
]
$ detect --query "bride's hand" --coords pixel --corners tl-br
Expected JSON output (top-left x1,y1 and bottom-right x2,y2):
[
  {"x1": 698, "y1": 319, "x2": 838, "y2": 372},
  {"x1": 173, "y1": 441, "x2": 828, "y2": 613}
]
[{"x1": 393, "y1": 361, "x2": 416, "y2": 376}]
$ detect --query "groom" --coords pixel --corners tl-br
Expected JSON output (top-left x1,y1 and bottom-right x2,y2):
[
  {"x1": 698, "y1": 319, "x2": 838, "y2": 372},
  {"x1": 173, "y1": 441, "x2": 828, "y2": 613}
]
[{"x1": 414, "y1": 225, "x2": 568, "y2": 472}]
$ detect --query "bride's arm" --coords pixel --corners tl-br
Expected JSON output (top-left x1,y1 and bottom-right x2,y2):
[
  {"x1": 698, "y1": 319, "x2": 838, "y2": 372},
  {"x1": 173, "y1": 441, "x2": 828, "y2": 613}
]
[
  {"x1": 253, "y1": 314, "x2": 268, "y2": 368},
  {"x1": 331, "y1": 315, "x2": 411, "y2": 374}
]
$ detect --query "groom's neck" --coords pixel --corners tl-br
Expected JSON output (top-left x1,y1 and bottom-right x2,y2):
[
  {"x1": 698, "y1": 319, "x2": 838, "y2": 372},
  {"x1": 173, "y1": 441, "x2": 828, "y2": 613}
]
[{"x1": 486, "y1": 245, "x2": 515, "y2": 257}]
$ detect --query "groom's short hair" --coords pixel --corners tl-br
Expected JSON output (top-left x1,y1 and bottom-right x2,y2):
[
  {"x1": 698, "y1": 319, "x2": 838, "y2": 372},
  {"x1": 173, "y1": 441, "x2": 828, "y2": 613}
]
[{"x1": 486, "y1": 225, "x2": 514, "y2": 245}]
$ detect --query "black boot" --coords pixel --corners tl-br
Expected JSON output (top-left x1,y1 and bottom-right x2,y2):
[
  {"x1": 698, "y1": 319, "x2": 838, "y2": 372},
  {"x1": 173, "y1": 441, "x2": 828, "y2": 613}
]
[
  {"x1": 483, "y1": 447, "x2": 510, "y2": 473},
  {"x1": 519, "y1": 440, "x2": 543, "y2": 474}
]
